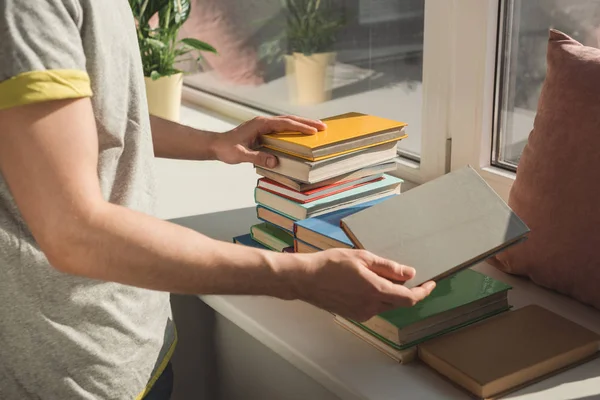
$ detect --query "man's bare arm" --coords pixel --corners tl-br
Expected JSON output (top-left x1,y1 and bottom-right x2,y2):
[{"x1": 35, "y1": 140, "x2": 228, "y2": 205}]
[
  {"x1": 150, "y1": 114, "x2": 219, "y2": 160},
  {"x1": 0, "y1": 99, "x2": 434, "y2": 321},
  {"x1": 0, "y1": 99, "x2": 302, "y2": 296},
  {"x1": 150, "y1": 114, "x2": 326, "y2": 167}
]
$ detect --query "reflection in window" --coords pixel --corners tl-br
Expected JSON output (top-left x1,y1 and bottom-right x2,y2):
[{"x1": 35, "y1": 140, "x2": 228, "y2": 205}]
[
  {"x1": 494, "y1": 0, "x2": 600, "y2": 169},
  {"x1": 180, "y1": 0, "x2": 425, "y2": 160}
]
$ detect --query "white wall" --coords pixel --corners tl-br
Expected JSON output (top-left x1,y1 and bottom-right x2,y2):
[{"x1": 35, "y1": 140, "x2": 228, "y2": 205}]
[{"x1": 153, "y1": 104, "x2": 258, "y2": 220}]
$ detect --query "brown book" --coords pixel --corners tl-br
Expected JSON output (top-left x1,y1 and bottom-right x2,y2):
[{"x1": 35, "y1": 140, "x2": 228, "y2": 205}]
[
  {"x1": 294, "y1": 239, "x2": 320, "y2": 253},
  {"x1": 334, "y1": 316, "x2": 418, "y2": 364},
  {"x1": 418, "y1": 305, "x2": 600, "y2": 399}
]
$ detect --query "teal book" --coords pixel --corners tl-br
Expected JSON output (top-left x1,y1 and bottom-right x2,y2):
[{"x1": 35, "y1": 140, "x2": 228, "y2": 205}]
[
  {"x1": 256, "y1": 206, "x2": 296, "y2": 233},
  {"x1": 293, "y1": 195, "x2": 395, "y2": 249},
  {"x1": 354, "y1": 269, "x2": 512, "y2": 348},
  {"x1": 255, "y1": 174, "x2": 402, "y2": 220},
  {"x1": 250, "y1": 222, "x2": 294, "y2": 252},
  {"x1": 233, "y1": 233, "x2": 269, "y2": 250}
]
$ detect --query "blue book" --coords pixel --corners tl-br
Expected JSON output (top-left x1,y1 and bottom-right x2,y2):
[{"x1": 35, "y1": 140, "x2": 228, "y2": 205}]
[
  {"x1": 232, "y1": 233, "x2": 270, "y2": 250},
  {"x1": 255, "y1": 174, "x2": 402, "y2": 220},
  {"x1": 294, "y1": 238, "x2": 321, "y2": 253},
  {"x1": 293, "y1": 195, "x2": 397, "y2": 250}
]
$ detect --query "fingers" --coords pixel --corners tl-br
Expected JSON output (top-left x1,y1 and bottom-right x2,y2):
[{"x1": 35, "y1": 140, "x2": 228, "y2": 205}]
[
  {"x1": 409, "y1": 281, "x2": 437, "y2": 303},
  {"x1": 241, "y1": 148, "x2": 278, "y2": 168},
  {"x1": 281, "y1": 115, "x2": 327, "y2": 131},
  {"x1": 379, "y1": 280, "x2": 437, "y2": 308},
  {"x1": 357, "y1": 250, "x2": 415, "y2": 282},
  {"x1": 253, "y1": 115, "x2": 325, "y2": 135},
  {"x1": 346, "y1": 280, "x2": 437, "y2": 322}
]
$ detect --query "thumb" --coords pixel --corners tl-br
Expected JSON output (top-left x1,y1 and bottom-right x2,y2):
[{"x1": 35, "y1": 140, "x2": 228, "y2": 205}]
[
  {"x1": 362, "y1": 252, "x2": 415, "y2": 283},
  {"x1": 242, "y1": 148, "x2": 278, "y2": 168}
]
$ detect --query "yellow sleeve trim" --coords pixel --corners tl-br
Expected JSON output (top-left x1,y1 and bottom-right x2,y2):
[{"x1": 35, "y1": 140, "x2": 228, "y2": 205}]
[
  {"x1": 0, "y1": 69, "x2": 92, "y2": 110},
  {"x1": 135, "y1": 328, "x2": 179, "y2": 400}
]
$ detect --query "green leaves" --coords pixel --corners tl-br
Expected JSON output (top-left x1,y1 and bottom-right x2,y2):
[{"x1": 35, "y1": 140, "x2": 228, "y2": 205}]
[
  {"x1": 150, "y1": 70, "x2": 163, "y2": 81},
  {"x1": 180, "y1": 38, "x2": 217, "y2": 53},
  {"x1": 173, "y1": 0, "x2": 191, "y2": 25},
  {"x1": 144, "y1": 38, "x2": 166, "y2": 50},
  {"x1": 259, "y1": 0, "x2": 345, "y2": 63},
  {"x1": 129, "y1": 0, "x2": 217, "y2": 78},
  {"x1": 284, "y1": 0, "x2": 345, "y2": 55}
]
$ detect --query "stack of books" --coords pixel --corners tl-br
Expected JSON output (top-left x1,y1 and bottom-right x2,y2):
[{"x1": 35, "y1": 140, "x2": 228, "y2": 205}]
[
  {"x1": 233, "y1": 140, "x2": 600, "y2": 399},
  {"x1": 233, "y1": 112, "x2": 407, "y2": 251},
  {"x1": 334, "y1": 269, "x2": 512, "y2": 363},
  {"x1": 333, "y1": 167, "x2": 600, "y2": 398},
  {"x1": 330, "y1": 166, "x2": 531, "y2": 363}
]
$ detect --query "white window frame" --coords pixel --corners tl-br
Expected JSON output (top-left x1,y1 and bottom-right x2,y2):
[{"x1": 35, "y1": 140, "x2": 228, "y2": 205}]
[
  {"x1": 182, "y1": 0, "x2": 461, "y2": 186},
  {"x1": 448, "y1": 0, "x2": 516, "y2": 201},
  {"x1": 182, "y1": 0, "x2": 519, "y2": 197}
]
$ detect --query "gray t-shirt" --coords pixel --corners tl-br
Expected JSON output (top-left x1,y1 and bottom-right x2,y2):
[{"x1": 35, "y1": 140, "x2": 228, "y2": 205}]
[{"x1": 0, "y1": 0, "x2": 175, "y2": 398}]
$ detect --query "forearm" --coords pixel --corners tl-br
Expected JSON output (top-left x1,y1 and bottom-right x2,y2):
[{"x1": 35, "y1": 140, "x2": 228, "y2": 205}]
[
  {"x1": 150, "y1": 114, "x2": 218, "y2": 160},
  {"x1": 51, "y1": 201, "x2": 305, "y2": 297}
]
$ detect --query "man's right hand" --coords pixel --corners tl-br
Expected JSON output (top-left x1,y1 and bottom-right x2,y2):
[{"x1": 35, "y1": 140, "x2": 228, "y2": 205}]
[{"x1": 283, "y1": 249, "x2": 436, "y2": 322}]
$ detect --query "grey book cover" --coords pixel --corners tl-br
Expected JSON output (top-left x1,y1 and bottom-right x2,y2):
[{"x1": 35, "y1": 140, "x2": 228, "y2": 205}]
[{"x1": 340, "y1": 166, "x2": 530, "y2": 288}]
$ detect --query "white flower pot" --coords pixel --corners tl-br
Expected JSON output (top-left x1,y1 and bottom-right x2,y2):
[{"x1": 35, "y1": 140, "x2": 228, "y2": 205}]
[
  {"x1": 144, "y1": 73, "x2": 183, "y2": 122},
  {"x1": 287, "y1": 52, "x2": 336, "y2": 105}
]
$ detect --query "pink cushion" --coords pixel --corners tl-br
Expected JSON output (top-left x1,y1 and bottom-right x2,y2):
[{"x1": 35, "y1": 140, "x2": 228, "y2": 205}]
[
  {"x1": 180, "y1": 0, "x2": 263, "y2": 85},
  {"x1": 493, "y1": 30, "x2": 600, "y2": 310}
]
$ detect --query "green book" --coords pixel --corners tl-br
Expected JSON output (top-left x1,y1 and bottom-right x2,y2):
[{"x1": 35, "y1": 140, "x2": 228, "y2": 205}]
[
  {"x1": 250, "y1": 222, "x2": 294, "y2": 252},
  {"x1": 345, "y1": 307, "x2": 509, "y2": 351},
  {"x1": 353, "y1": 269, "x2": 512, "y2": 349}
]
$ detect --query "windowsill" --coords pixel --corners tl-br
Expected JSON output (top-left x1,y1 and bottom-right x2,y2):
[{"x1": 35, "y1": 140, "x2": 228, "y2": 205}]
[
  {"x1": 183, "y1": 63, "x2": 424, "y2": 157},
  {"x1": 193, "y1": 261, "x2": 600, "y2": 400},
  {"x1": 164, "y1": 104, "x2": 600, "y2": 400},
  {"x1": 481, "y1": 165, "x2": 517, "y2": 180},
  {"x1": 476, "y1": 165, "x2": 516, "y2": 200},
  {"x1": 169, "y1": 197, "x2": 600, "y2": 400}
]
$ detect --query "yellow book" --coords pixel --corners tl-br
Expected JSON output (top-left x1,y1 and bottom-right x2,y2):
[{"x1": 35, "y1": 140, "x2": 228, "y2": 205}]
[{"x1": 260, "y1": 112, "x2": 408, "y2": 161}]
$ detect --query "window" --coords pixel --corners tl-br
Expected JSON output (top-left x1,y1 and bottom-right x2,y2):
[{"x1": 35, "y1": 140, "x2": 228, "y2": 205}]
[
  {"x1": 183, "y1": 1, "x2": 424, "y2": 160},
  {"x1": 494, "y1": 0, "x2": 600, "y2": 171},
  {"x1": 181, "y1": 0, "x2": 454, "y2": 184},
  {"x1": 182, "y1": 0, "x2": 599, "y2": 197}
]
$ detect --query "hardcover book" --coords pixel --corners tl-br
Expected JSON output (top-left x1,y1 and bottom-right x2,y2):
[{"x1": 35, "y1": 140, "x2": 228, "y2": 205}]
[
  {"x1": 419, "y1": 305, "x2": 600, "y2": 399},
  {"x1": 360, "y1": 269, "x2": 512, "y2": 346},
  {"x1": 255, "y1": 174, "x2": 402, "y2": 220},
  {"x1": 340, "y1": 166, "x2": 530, "y2": 288},
  {"x1": 259, "y1": 141, "x2": 398, "y2": 184},
  {"x1": 260, "y1": 112, "x2": 407, "y2": 161},
  {"x1": 294, "y1": 239, "x2": 320, "y2": 253},
  {"x1": 233, "y1": 233, "x2": 269, "y2": 250},
  {"x1": 257, "y1": 175, "x2": 383, "y2": 204},
  {"x1": 334, "y1": 318, "x2": 418, "y2": 364},
  {"x1": 293, "y1": 195, "x2": 397, "y2": 250},
  {"x1": 255, "y1": 161, "x2": 396, "y2": 192},
  {"x1": 250, "y1": 223, "x2": 294, "y2": 252},
  {"x1": 256, "y1": 206, "x2": 296, "y2": 233}
]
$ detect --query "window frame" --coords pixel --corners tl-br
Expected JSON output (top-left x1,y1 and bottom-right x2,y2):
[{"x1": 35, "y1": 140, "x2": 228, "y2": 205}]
[
  {"x1": 448, "y1": 0, "x2": 516, "y2": 201},
  {"x1": 182, "y1": 0, "x2": 458, "y2": 186},
  {"x1": 182, "y1": 0, "x2": 521, "y2": 198}
]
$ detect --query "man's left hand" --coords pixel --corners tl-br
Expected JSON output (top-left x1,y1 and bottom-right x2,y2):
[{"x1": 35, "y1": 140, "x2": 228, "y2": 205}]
[{"x1": 210, "y1": 115, "x2": 326, "y2": 168}]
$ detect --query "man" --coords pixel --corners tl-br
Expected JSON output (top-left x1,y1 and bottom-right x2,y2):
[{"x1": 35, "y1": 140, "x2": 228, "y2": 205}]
[{"x1": 0, "y1": 1, "x2": 435, "y2": 399}]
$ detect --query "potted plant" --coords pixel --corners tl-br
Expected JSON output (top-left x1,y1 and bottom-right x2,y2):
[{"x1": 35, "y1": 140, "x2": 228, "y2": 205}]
[
  {"x1": 261, "y1": 0, "x2": 345, "y2": 105},
  {"x1": 129, "y1": 0, "x2": 217, "y2": 121}
]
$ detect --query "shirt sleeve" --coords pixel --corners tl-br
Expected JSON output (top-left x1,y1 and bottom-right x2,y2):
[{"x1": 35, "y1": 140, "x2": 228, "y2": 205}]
[{"x1": 0, "y1": 0, "x2": 92, "y2": 110}]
